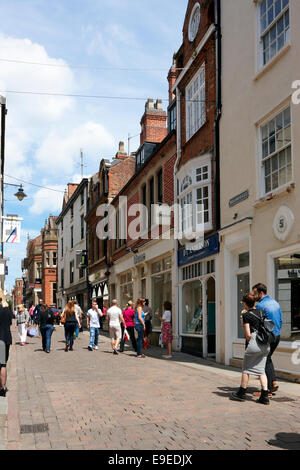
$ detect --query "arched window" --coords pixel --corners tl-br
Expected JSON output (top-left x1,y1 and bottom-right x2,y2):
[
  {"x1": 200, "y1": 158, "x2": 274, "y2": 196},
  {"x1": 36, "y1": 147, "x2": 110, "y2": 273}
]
[{"x1": 181, "y1": 175, "x2": 192, "y2": 193}]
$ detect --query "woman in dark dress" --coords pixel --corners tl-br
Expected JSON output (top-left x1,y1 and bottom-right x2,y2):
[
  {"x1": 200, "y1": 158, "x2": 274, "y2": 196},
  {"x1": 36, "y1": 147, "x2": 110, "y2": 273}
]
[
  {"x1": 0, "y1": 298, "x2": 13, "y2": 397},
  {"x1": 230, "y1": 294, "x2": 270, "y2": 405}
]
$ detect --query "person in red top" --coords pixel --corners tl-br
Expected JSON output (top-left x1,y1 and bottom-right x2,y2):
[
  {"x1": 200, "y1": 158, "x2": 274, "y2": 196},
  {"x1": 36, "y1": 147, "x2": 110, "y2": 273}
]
[{"x1": 120, "y1": 301, "x2": 137, "y2": 353}]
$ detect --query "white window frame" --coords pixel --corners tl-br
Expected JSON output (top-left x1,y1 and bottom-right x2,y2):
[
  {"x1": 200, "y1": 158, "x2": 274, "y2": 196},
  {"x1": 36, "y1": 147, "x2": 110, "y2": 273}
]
[
  {"x1": 186, "y1": 63, "x2": 206, "y2": 142},
  {"x1": 259, "y1": 105, "x2": 292, "y2": 197},
  {"x1": 178, "y1": 155, "x2": 213, "y2": 238},
  {"x1": 258, "y1": 0, "x2": 290, "y2": 69}
]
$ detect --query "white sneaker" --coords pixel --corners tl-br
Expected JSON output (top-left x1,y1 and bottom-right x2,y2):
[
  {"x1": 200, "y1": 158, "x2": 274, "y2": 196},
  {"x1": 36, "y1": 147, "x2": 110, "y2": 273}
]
[
  {"x1": 162, "y1": 355, "x2": 172, "y2": 359},
  {"x1": 94, "y1": 346, "x2": 98, "y2": 350}
]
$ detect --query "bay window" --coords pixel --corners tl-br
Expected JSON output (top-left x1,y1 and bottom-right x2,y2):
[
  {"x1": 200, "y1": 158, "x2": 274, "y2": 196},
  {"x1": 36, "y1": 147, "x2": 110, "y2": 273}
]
[{"x1": 178, "y1": 157, "x2": 212, "y2": 239}]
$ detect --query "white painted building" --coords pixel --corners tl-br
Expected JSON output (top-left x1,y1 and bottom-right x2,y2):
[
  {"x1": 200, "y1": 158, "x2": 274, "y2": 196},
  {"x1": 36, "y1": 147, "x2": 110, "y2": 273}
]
[{"x1": 56, "y1": 179, "x2": 89, "y2": 311}]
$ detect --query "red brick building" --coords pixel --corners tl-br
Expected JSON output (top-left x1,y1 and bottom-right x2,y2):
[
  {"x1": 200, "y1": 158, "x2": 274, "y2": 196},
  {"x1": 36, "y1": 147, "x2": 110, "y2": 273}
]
[
  {"x1": 23, "y1": 215, "x2": 58, "y2": 307},
  {"x1": 12, "y1": 278, "x2": 23, "y2": 308},
  {"x1": 24, "y1": 234, "x2": 43, "y2": 307},
  {"x1": 173, "y1": 0, "x2": 220, "y2": 357},
  {"x1": 41, "y1": 216, "x2": 58, "y2": 306},
  {"x1": 86, "y1": 142, "x2": 136, "y2": 309},
  {"x1": 106, "y1": 95, "x2": 177, "y2": 340}
]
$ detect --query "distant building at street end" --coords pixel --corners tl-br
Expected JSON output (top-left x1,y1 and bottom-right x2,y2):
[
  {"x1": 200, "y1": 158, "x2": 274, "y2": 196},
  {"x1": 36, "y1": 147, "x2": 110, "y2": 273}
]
[
  {"x1": 12, "y1": 278, "x2": 23, "y2": 308},
  {"x1": 22, "y1": 215, "x2": 58, "y2": 307}
]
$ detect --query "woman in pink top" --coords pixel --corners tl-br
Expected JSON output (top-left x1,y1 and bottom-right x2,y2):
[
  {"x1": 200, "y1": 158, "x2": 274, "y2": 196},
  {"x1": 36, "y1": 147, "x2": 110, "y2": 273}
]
[{"x1": 120, "y1": 301, "x2": 137, "y2": 353}]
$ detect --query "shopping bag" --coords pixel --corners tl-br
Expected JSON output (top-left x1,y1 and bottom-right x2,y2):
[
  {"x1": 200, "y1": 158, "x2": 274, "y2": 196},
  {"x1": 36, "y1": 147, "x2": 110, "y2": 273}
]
[
  {"x1": 124, "y1": 329, "x2": 129, "y2": 342},
  {"x1": 143, "y1": 336, "x2": 149, "y2": 350},
  {"x1": 27, "y1": 327, "x2": 37, "y2": 338}
]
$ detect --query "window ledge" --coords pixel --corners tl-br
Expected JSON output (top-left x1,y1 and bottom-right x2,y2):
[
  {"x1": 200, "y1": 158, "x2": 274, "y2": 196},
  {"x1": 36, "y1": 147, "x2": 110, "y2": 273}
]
[
  {"x1": 254, "y1": 43, "x2": 291, "y2": 82},
  {"x1": 254, "y1": 182, "x2": 295, "y2": 208}
]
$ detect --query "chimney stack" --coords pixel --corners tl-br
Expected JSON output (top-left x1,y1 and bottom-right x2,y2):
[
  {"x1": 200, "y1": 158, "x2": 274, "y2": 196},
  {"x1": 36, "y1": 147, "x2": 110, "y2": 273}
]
[
  {"x1": 115, "y1": 141, "x2": 128, "y2": 160},
  {"x1": 140, "y1": 98, "x2": 167, "y2": 146}
]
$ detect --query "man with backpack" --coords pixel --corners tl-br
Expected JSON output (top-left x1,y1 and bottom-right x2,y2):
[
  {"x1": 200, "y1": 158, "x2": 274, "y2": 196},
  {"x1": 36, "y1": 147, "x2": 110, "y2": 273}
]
[{"x1": 252, "y1": 283, "x2": 283, "y2": 396}]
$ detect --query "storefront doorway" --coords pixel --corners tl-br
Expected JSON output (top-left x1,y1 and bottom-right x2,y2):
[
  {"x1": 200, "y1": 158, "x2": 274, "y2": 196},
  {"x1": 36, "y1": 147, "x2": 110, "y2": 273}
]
[{"x1": 206, "y1": 277, "x2": 216, "y2": 356}]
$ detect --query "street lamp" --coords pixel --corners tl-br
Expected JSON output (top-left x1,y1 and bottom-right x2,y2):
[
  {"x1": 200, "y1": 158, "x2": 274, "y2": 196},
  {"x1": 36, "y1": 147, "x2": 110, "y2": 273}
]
[{"x1": 4, "y1": 182, "x2": 27, "y2": 201}]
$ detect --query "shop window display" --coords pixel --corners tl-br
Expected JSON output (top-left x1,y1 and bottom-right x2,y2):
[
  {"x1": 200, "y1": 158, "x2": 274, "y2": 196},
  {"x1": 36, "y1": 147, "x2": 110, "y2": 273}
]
[{"x1": 182, "y1": 281, "x2": 203, "y2": 335}]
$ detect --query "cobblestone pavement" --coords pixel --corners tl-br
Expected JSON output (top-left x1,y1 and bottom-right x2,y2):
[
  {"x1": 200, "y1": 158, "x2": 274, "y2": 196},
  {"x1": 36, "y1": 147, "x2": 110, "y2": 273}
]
[{"x1": 3, "y1": 326, "x2": 300, "y2": 450}]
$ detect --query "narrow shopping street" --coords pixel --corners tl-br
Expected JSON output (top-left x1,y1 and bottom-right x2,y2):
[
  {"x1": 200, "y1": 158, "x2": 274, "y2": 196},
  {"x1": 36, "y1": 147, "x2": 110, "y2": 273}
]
[{"x1": 1, "y1": 327, "x2": 299, "y2": 451}]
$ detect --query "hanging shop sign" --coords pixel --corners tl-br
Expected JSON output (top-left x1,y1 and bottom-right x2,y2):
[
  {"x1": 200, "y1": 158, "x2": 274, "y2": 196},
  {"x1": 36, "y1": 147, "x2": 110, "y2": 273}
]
[{"x1": 3, "y1": 218, "x2": 21, "y2": 243}]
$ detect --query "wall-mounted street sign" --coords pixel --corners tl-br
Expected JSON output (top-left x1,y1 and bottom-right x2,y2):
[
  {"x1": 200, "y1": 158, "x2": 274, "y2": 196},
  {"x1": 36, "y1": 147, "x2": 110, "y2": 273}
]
[
  {"x1": 229, "y1": 190, "x2": 249, "y2": 208},
  {"x1": 2, "y1": 216, "x2": 22, "y2": 243}
]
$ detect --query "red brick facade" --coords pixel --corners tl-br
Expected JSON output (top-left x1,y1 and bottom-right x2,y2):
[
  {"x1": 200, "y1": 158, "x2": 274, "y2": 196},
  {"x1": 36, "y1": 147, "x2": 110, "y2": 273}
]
[
  {"x1": 12, "y1": 278, "x2": 23, "y2": 307},
  {"x1": 24, "y1": 216, "x2": 58, "y2": 307},
  {"x1": 174, "y1": 0, "x2": 217, "y2": 236}
]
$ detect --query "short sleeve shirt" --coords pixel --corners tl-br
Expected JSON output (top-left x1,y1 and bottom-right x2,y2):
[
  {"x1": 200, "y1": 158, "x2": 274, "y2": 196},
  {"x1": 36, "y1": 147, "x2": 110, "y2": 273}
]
[
  {"x1": 162, "y1": 310, "x2": 172, "y2": 323},
  {"x1": 107, "y1": 307, "x2": 122, "y2": 327},
  {"x1": 87, "y1": 309, "x2": 101, "y2": 328},
  {"x1": 242, "y1": 308, "x2": 263, "y2": 334}
]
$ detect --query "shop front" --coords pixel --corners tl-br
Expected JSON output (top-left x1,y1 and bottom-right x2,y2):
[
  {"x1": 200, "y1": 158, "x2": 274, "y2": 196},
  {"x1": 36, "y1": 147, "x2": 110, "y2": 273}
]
[
  {"x1": 110, "y1": 239, "x2": 175, "y2": 343},
  {"x1": 178, "y1": 233, "x2": 220, "y2": 358}
]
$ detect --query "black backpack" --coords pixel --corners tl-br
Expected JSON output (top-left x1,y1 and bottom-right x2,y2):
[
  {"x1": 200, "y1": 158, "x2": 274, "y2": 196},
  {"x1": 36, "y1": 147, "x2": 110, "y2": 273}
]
[{"x1": 249, "y1": 310, "x2": 276, "y2": 345}]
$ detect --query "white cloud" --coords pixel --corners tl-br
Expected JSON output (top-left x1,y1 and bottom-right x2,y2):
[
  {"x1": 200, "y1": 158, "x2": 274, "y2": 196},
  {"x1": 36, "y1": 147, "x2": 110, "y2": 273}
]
[
  {"x1": 87, "y1": 24, "x2": 138, "y2": 64},
  {"x1": 29, "y1": 186, "x2": 65, "y2": 216},
  {"x1": 35, "y1": 121, "x2": 115, "y2": 175}
]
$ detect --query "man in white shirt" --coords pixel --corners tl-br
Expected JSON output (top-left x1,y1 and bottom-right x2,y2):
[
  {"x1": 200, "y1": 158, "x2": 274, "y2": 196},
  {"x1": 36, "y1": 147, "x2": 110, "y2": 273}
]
[
  {"x1": 107, "y1": 300, "x2": 126, "y2": 355},
  {"x1": 86, "y1": 299, "x2": 103, "y2": 351}
]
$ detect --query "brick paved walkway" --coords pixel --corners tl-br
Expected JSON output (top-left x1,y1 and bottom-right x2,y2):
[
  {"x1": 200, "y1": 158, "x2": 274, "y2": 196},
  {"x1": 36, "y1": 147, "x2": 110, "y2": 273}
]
[{"x1": 3, "y1": 326, "x2": 300, "y2": 450}]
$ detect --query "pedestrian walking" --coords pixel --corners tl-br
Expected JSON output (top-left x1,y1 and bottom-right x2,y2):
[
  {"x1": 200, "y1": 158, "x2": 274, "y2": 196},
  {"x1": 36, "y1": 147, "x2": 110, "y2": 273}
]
[
  {"x1": 100, "y1": 301, "x2": 108, "y2": 330},
  {"x1": 134, "y1": 298, "x2": 146, "y2": 358},
  {"x1": 120, "y1": 301, "x2": 137, "y2": 353},
  {"x1": 107, "y1": 300, "x2": 125, "y2": 355},
  {"x1": 0, "y1": 297, "x2": 13, "y2": 397},
  {"x1": 86, "y1": 300, "x2": 103, "y2": 351},
  {"x1": 29, "y1": 305, "x2": 34, "y2": 325},
  {"x1": 252, "y1": 283, "x2": 283, "y2": 397},
  {"x1": 61, "y1": 301, "x2": 81, "y2": 352},
  {"x1": 230, "y1": 294, "x2": 270, "y2": 405},
  {"x1": 144, "y1": 299, "x2": 153, "y2": 344},
  {"x1": 155, "y1": 301, "x2": 173, "y2": 359},
  {"x1": 15, "y1": 304, "x2": 29, "y2": 346},
  {"x1": 74, "y1": 300, "x2": 83, "y2": 340},
  {"x1": 39, "y1": 305, "x2": 55, "y2": 353}
]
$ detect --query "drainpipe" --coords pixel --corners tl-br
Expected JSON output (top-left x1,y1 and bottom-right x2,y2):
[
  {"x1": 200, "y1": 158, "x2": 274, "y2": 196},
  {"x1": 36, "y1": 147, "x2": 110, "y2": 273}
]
[
  {"x1": 213, "y1": 0, "x2": 222, "y2": 362},
  {"x1": 174, "y1": 87, "x2": 182, "y2": 352},
  {"x1": 214, "y1": 0, "x2": 222, "y2": 232}
]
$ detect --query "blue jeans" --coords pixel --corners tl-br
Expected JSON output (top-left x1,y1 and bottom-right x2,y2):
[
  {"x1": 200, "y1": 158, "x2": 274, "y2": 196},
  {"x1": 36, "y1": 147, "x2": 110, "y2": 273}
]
[
  {"x1": 64, "y1": 322, "x2": 77, "y2": 350},
  {"x1": 40, "y1": 325, "x2": 54, "y2": 351},
  {"x1": 89, "y1": 327, "x2": 100, "y2": 348},
  {"x1": 135, "y1": 323, "x2": 144, "y2": 356},
  {"x1": 75, "y1": 324, "x2": 80, "y2": 339}
]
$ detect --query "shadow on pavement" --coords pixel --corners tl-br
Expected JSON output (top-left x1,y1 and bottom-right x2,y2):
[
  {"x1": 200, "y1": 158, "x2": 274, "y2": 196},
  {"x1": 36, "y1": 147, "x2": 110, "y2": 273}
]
[{"x1": 268, "y1": 433, "x2": 300, "y2": 450}]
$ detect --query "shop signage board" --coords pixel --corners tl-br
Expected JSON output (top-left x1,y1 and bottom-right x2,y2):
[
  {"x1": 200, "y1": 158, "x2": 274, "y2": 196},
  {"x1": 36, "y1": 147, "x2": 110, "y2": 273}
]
[{"x1": 178, "y1": 233, "x2": 220, "y2": 267}]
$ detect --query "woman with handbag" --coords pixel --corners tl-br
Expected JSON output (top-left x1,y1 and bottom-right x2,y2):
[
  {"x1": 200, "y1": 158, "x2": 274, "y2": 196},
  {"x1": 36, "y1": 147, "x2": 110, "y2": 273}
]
[
  {"x1": 155, "y1": 301, "x2": 173, "y2": 359},
  {"x1": 134, "y1": 298, "x2": 146, "y2": 358},
  {"x1": 230, "y1": 294, "x2": 270, "y2": 405},
  {"x1": 61, "y1": 301, "x2": 81, "y2": 352},
  {"x1": 15, "y1": 305, "x2": 29, "y2": 346}
]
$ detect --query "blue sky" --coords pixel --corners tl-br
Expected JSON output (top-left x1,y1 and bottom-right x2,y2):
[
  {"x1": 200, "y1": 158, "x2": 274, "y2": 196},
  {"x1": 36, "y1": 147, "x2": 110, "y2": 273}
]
[{"x1": 0, "y1": 0, "x2": 188, "y2": 291}]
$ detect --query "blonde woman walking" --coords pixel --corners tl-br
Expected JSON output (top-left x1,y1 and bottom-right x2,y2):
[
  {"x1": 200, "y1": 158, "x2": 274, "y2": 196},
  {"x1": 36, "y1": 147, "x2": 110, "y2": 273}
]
[{"x1": 15, "y1": 305, "x2": 29, "y2": 346}]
